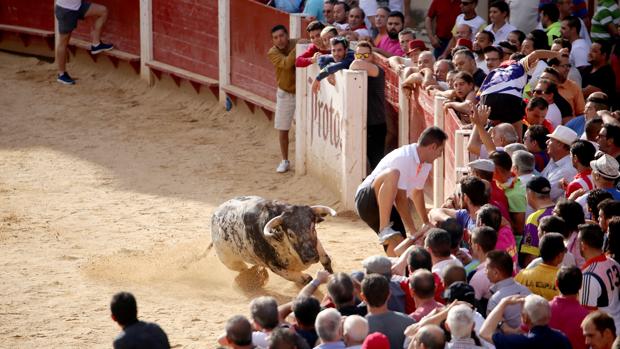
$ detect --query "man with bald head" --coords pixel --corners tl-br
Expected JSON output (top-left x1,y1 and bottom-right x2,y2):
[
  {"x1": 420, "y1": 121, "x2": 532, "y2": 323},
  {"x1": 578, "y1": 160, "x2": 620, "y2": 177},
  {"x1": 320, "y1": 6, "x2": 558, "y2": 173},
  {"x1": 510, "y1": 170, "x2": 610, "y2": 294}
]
[
  {"x1": 411, "y1": 324, "x2": 446, "y2": 349},
  {"x1": 343, "y1": 315, "x2": 368, "y2": 349},
  {"x1": 468, "y1": 104, "x2": 519, "y2": 159}
]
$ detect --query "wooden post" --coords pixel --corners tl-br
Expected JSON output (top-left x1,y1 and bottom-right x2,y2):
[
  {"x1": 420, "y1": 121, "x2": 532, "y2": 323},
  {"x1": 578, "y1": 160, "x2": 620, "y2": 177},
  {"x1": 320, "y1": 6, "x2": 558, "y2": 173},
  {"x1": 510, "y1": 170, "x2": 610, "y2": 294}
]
[
  {"x1": 433, "y1": 95, "x2": 446, "y2": 208},
  {"x1": 139, "y1": 0, "x2": 153, "y2": 84},
  {"x1": 289, "y1": 13, "x2": 304, "y2": 39},
  {"x1": 218, "y1": 0, "x2": 231, "y2": 106},
  {"x1": 397, "y1": 73, "x2": 410, "y2": 147}
]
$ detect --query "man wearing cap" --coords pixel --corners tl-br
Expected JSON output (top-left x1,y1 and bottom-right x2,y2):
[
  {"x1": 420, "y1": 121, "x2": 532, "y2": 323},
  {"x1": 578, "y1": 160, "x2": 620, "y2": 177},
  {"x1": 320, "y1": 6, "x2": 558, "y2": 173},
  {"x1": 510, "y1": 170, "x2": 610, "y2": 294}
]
[
  {"x1": 388, "y1": 39, "x2": 428, "y2": 73},
  {"x1": 541, "y1": 125, "x2": 579, "y2": 201},
  {"x1": 590, "y1": 152, "x2": 620, "y2": 200},
  {"x1": 466, "y1": 159, "x2": 511, "y2": 222},
  {"x1": 521, "y1": 177, "x2": 556, "y2": 267},
  {"x1": 375, "y1": 11, "x2": 405, "y2": 57},
  {"x1": 355, "y1": 126, "x2": 447, "y2": 256}
]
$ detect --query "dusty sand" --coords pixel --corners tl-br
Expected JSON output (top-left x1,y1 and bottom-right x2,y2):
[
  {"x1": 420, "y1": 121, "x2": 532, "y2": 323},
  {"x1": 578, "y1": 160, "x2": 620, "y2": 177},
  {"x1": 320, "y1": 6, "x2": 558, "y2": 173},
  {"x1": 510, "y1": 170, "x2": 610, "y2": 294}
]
[{"x1": 0, "y1": 51, "x2": 388, "y2": 348}]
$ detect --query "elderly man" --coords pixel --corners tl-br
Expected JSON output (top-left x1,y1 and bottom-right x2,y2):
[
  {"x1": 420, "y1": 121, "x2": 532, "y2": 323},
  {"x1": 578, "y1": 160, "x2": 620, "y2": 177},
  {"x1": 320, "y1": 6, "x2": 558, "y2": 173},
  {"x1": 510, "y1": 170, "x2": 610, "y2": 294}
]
[
  {"x1": 343, "y1": 315, "x2": 367, "y2": 349},
  {"x1": 314, "y1": 308, "x2": 344, "y2": 349},
  {"x1": 408, "y1": 269, "x2": 443, "y2": 322},
  {"x1": 221, "y1": 316, "x2": 254, "y2": 349},
  {"x1": 452, "y1": 49, "x2": 486, "y2": 87},
  {"x1": 411, "y1": 324, "x2": 446, "y2": 349},
  {"x1": 445, "y1": 304, "x2": 481, "y2": 348},
  {"x1": 468, "y1": 104, "x2": 519, "y2": 158},
  {"x1": 480, "y1": 294, "x2": 571, "y2": 348},
  {"x1": 542, "y1": 126, "x2": 579, "y2": 200},
  {"x1": 582, "y1": 311, "x2": 618, "y2": 349},
  {"x1": 355, "y1": 127, "x2": 447, "y2": 256}
]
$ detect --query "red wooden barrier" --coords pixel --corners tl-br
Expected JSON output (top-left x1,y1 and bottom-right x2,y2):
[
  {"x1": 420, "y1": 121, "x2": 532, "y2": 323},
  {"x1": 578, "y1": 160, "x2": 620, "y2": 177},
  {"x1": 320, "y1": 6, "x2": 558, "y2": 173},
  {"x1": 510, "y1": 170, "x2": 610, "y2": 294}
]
[
  {"x1": 443, "y1": 109, "x2": 466, "y2": 201},
  {"x1": 0, "y1": 0, "x2": 54, "y2": 31},
  {"x1": 229, "y1": 0, "x2": 291, "y2": 102},
  {"x1": 373, "y1": 54, "x2": 399, "y2": 113},
  {"x1": 152, "y1": 0, "x2": 218, "y2": 80},
  {"x1": 408, "y1": 88, "x2": 435, "y2": 143},
  {"x1": 72, "y1": 0, "x2": 140, "y2": 55}
]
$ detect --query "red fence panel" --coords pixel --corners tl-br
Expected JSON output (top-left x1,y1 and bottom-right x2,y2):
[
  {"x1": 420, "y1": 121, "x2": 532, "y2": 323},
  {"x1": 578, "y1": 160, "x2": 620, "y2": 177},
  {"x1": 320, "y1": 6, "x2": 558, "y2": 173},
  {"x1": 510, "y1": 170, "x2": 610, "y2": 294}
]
[
  {"x1": 152, "y1": 0, "x2": 218, "y2": 80},
  {"x1": 408, "y1": 88, "x2": 435, "y2": 143},
  {"x1": 373, "y1": 54, "x2": 399, "y2": 113},
  {"x1": 229, "y1": 0, "x2": 290, "y2": 102},
  {"x1": 0, "y1": 0, "x2": 54, "y2": 30},
  {"x1": 72, "y1": 0, "x2": 140, "y2": 55}
]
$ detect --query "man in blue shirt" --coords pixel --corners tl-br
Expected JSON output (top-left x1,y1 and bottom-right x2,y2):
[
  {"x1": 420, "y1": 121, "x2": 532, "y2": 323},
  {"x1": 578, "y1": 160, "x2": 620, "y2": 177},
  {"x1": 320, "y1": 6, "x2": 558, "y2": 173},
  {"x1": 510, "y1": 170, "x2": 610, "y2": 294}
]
[{"x1": 311, "y1": 36, "x2": 354, "y2": 93}]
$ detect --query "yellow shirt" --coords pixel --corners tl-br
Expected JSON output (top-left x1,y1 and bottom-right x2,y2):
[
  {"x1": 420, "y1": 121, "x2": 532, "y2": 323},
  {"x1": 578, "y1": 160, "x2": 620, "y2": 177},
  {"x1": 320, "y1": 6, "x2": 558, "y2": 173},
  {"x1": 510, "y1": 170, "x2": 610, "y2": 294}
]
[
  {"x1": 267, "y1": 39, "x2": 297, "y2": 93},
  {"x1": 515, "y1": 263, "x2": 560, "y2": 301}
]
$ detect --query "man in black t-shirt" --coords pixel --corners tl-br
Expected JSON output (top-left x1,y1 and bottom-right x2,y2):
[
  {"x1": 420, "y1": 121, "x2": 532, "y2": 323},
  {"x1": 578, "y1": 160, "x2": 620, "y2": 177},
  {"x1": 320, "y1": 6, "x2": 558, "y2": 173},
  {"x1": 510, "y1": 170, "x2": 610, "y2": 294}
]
[
  {"x1": 350, "y1": 41, "x2": 387, "y2": 171},
  {"x1": 110, "y1": 292, "x2": 170, "y2": 349},
  {"x1": 583, "y1": 41, "x2": 616, "y2": 105}
]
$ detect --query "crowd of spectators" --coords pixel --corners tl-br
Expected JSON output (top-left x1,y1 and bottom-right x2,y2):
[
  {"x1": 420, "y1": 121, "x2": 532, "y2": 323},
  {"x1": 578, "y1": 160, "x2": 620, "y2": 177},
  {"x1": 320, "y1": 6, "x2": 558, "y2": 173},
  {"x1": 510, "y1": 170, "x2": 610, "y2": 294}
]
[{"x1": 242, "y1": 0, "x2": 620, "y2": 349}]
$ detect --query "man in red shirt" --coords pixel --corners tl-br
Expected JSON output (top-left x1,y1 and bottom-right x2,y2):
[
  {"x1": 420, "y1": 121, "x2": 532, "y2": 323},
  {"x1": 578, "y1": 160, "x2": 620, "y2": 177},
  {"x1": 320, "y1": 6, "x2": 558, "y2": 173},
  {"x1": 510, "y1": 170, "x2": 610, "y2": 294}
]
[
  {"x1": 549, "y1": 266, "x2": 590, "y2": 349},
  {"x1": 425, "y1": 0, "x2": 462, "y2": 58},
  {"x1": 295, "y1": 21, "x2": 330, "y2": 68},
  {"x1": 562, "y1": 140, "x2": 596, "y2": 198}
]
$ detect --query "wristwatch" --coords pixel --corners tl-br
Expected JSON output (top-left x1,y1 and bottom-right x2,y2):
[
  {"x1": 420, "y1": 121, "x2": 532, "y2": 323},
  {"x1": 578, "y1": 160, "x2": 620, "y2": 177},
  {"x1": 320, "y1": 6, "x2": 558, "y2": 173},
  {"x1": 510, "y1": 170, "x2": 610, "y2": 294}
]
[{"x1": 497, "y1": 321, "x2": 505, "y2": 331}]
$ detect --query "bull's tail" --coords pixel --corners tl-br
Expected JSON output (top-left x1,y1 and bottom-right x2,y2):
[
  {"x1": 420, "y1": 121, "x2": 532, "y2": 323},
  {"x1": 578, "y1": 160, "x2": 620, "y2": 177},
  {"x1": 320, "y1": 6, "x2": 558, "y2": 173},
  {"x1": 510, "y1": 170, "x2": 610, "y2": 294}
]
[{"x1": 207, "y1": 242, "x2": 214, "y2": 251}]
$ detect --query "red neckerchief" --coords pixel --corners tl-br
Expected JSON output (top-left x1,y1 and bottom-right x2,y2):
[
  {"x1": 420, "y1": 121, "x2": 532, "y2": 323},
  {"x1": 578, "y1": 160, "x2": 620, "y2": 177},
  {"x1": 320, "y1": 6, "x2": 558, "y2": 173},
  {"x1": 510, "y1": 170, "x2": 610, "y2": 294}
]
[
  {"x1": 351, "y1": 24, "x2": 367, "y2": 30},
  {"x1": 582, "y1": 254, "x2": 608, "y2": 270}
]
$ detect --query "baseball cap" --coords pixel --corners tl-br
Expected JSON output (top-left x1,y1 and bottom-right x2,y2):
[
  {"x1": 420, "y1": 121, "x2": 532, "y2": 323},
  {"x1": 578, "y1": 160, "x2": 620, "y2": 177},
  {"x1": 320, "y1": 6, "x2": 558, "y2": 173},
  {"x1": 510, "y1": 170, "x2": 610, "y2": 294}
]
[
  {"x1": 526, "y1": 176, "x2": 551, "y2": 195},
  {"x1": 363, "y1": 255, "x2": 392, "y2": 276},
  {"x1": 590, "y1": 151, "x2": 620, "y2": 180},
  {"x1": 442, "y1": 281, "x2": 476, "y2": 304},
  {"x1": 456, "y1": 38, "x2": 473, "y2": 50},
  {"x1": 407, "y1": 39, "x2": 428, "y2": 54},
  {"x1": 547, "y1": 125, "x2": 579, "y2": 146},
  {"x1": 362, "y1": 332, "x2": 390, "y2": 349},
  {"x1": 467, "y1": 159, "x2": 495, "y2": 173}
]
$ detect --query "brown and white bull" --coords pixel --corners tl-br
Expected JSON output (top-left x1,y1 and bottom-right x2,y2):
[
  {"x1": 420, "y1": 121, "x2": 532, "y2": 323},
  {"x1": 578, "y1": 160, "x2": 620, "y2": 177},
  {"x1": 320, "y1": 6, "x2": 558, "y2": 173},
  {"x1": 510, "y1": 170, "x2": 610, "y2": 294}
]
[{"x1": 210, "y1": 196, "x2": 335, "y2": 285}]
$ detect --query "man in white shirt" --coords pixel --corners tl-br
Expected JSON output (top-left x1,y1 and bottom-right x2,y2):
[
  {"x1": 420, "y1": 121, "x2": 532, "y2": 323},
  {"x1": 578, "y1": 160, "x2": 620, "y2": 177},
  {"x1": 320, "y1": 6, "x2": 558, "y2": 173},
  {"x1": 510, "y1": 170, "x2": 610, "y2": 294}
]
[
  {"x1": 507, "y1": 0, "x2": 539, "y2": 34},
  {"x1": 355, "y1": 126, "x2": 448, "y2": 256},
  {"x1": 561, "y1": 16, "x2": 591, "y2": 72},
  {"x1": 542, "y1": 125, "x2": 579, "y2": 201},
  {"x1": 55, "y1": 0, "x2": 113, "y2": 85},
  {"x1": 484, "y1": 1, "x2": 516, "y2": 44}
]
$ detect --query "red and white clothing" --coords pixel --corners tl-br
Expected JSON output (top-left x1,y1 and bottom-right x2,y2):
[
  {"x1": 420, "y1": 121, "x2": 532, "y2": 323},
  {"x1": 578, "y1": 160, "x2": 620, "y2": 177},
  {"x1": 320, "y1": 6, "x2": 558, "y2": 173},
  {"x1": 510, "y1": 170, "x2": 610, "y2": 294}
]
[
  {"x1": 295, "y1": 44, "x2": 330, "y2": 68},
  {"x1": 580, "y1": 254, "x2": 620, "y2": 335},
  {"x1": 565, "y1": 169, "x2": 594, "y2": 198}
]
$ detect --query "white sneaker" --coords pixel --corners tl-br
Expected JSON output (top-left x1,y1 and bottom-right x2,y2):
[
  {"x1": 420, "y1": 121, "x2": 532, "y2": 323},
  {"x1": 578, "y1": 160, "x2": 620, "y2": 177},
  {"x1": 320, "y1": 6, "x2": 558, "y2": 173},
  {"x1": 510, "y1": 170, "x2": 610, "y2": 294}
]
[
  {"x1": 276, "y1": 160, "x2": 290, "y2": 173},
  {"x1": 377, "y1": 225, "x2": 402, "y2": 245}
]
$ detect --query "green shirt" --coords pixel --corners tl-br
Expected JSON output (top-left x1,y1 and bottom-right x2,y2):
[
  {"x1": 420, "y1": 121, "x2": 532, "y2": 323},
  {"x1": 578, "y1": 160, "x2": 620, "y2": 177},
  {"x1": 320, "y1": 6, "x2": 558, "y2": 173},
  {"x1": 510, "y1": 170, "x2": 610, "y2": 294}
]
[
  {"x1": 545, "y1": 21, "x2": 561, "y2": 47},
  {"x1": 591, "y1": 0, "x2": 620, "y2": 41},
  {"x1": 499, "y1": 177, "x2": 527, "y2": 213}
]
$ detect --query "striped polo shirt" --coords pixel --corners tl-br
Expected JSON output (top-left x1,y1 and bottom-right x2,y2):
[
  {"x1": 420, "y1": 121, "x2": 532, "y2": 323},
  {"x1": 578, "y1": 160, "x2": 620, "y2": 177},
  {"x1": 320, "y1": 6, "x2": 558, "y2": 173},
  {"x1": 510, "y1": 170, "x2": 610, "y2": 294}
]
[{"x1": 591, "y1": 0, "x2": 620, "y2": 41}]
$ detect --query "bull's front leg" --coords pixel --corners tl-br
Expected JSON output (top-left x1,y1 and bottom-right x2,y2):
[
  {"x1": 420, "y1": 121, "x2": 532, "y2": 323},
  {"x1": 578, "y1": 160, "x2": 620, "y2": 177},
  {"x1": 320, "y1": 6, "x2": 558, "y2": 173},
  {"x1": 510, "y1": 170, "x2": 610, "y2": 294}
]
[
  {"x1": 316, "y1": 239, "x2": 333, "y2": 273},
  {"x1": 271, "y1": 268, "x2": 313, "y2": 285}
]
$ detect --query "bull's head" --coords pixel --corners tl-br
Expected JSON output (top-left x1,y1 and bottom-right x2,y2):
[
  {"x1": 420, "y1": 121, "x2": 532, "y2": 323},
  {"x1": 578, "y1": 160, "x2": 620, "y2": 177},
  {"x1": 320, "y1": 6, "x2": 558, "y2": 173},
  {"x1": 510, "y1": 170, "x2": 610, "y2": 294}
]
[{"x1": 263, "y1": 205, "x2": 336, "y2": 264}]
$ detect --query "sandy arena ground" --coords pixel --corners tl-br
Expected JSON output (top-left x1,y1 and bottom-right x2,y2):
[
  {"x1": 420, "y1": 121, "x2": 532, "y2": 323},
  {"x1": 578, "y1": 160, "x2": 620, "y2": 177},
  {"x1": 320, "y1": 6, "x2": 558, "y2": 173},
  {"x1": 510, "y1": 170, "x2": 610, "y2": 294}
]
[{"x1": 0, "y1": 51, "x2": 392, "y2": 348}]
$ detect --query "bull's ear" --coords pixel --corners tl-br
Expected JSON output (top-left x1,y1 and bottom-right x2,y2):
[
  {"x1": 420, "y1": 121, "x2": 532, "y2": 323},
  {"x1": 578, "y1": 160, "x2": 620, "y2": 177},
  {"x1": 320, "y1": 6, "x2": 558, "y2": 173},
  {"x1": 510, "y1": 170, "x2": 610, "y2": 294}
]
[
  {"x1": 310, "y1": 205, "x2": 337, "y2": 218},
  {"x1": 263, "y1": 214, "x2": 284, "y2": 237}
]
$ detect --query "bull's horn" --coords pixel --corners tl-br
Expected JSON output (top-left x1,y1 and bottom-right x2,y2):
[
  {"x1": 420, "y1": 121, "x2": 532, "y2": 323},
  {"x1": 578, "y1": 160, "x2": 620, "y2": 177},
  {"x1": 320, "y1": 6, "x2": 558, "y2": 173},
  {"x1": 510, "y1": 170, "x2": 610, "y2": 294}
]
[
  {"x1": 263, "y1": 214, "x2": 284, "y2": 237},
  {"x1": 311, "y1": 205, "x2": 337, "y2": 217}
]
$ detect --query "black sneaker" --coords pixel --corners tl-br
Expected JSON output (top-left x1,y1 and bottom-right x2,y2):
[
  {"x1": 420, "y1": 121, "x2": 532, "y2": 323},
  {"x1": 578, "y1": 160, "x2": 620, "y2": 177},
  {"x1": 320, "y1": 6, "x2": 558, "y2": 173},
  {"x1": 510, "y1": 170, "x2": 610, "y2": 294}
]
[
  {"x1": 91, "y1": 42, "x2": 114, "y2": 54},
  {"x1": 57, "y1": 72, "x2": 75, "y2": 85}
]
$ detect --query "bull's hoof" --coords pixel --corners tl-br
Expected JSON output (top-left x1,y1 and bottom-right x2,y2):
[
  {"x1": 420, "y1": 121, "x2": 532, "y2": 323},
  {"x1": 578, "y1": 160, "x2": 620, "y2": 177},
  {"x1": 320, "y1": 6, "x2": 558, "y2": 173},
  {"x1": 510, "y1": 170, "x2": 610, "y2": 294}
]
[
  {"x1": 299, "y1": 274, "x2": 313, "y2": 286},
  {"x1": 235, "y1": 266, "x2": 269, "y2": 290}
]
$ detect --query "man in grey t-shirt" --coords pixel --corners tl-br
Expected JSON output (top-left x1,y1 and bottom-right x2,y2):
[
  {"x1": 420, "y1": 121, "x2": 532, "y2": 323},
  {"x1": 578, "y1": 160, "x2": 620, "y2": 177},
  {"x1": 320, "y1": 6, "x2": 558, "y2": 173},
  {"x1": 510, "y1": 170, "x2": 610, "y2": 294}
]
[{"x1": 361, "y1": 274, "x2": 415, "y2": 349}]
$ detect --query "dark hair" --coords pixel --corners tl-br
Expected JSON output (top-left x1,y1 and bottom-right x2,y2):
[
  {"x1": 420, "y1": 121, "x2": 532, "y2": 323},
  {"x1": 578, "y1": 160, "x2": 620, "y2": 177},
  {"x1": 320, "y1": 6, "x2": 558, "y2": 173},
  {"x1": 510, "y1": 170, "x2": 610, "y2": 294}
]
[
  {"x1": 471, "y1": 226, "x2": 498, "y2": 253},
  {"x1": 271, "y1": 24, "x2": 288, "y2": 34},
  {"x1": 557, "y1": 266, "x2": 583, "y2": 295},
  {"x1": 489, "y1": 150, "x2": 512, "y2": 172},
  {"x1": 439, "y1": 218, "x2": 464, "y2": 249},
  {"x1": 306, "y1": 21, "x2": 325, "y2": 33},
  {"x1": 226, "y1": 315, "x2": 254, "y2": 346},
  {"x1": 527, "y1": 96, "x2": 549, "y2": 111},
  {"x1": 528, "y1": 30, "x2": 551, "y2": 50},
  {"x1": 578, "y1": 223, "x2": 605, "y2": 250},
  {"x1": 425, "y1": 228, "x2": 452, "y2": 258},
  {"x1": 538, "y1": 79, "x2": 559, "y2": 96},
  {"x1": 539, "y1": 232, "x2": 566, "y2": 263},
  {"x1": 477, "y1": 204, "x2": 502, "y2": 231},
  {"x1": 453, "y1": 48, "x2": 476, "y2": 61},
  {"x1": 110, "y1": 292, "x2": 138, "y2": 326},
  {"x1": 603, "y1": 123, "x2": 620, "y2": 147},
  {"x1": 554, "y1": 199, "x2": 585, "y2": 234},
  {"x1": 527, "y1": 124, "x2": 550, "y2": 150},
  {"x1": 483, "y1": 45, "x2": 503, "y2": 56},
  {"x1": 553, "y1": 37, "x2": 572, "y2": 50},
  {"x1": 356, "y1": 40, "x2": 373, "y2": 51},
  {"x1": 539, "y1": 215, "x2": 567, "y2": 237},
  {"x1": 388, "y1": 10, "x2": 404, "y2": 22},
  {"x1": 593, "y1": 40, "x2": 613, "y2": 57},
  {"x1": 540, "y1": 3, "x2": 560, "y2": 22},
  {"x1": 489, "y1": 0, "x2": 509, "y2": 15},
  {"x1": 350, "y1": 6, "x2": 366, "y2": 19},
  {"x1": 510, "y1": 52, "x2": 526, "y2": 61},
  {"x1": 479, "y1": 30, "x2": 495, "y2": 44},
  {"x1": 608, "y1": 216, "x2": 620, "y2": 264},
  {"x1": 570, "y1": 140, "x2": 597, "y2": 167},
  {"x1": 599, "y1": 200, "x2": 620, "y2": 220},
  {"x1": 408, "y1": 246, "x2": 433, "y2": 271},
  {"x1": 510, "y1": 30, "x2": 526, "y2": 44},
  {"x1": 486, "y1": 250, "x2": 513, "y2": 277},
  {"x1": 327, "y1": 273, "x2": 355, "y2": 306},
  {"x1": 443, "y1": 265, "x2": 467, "y2": 288},
  {"x1": 542, "y1": 66, "x2": 562, "y2": 81},
  {"x1": 330, "y1": 36, "x2": 349, "y2": 49},
  {"x1": 378, "y1": 6, "x2": 391, "y2": 14},
  {"x1": 292, "y1": 296, "x2": 321, "y2": 327},
  {"x1": 586, "y1": 118, "x2": 604, "y2": 141},
  {"x1": 361, "y1": 274, "x2": 390, "y2": 307},
  {"x1": 583, "y1": 311, "x2": 617, "y2": 336},
  {"x1": 409, "y1": 270, "x2": 436, "y2": 299},
  {"x1": 563, "y1": 15, "x2": 582, "y2": 33},
  {"x1": 587, "y1": 189, "x2": 613, "y2": 220},
  {"x1": 334, "y1": 1, "x2": 350, "y2": 12},
  {"x1": 419, "y1": 126, "x2": 448, "y2": 147},
  {"x1": 453, "y1": 71, "x2": 475, "y2": 85},
  {"x1": 460, "y1": 176, "x2": 489, "y2": 206}
]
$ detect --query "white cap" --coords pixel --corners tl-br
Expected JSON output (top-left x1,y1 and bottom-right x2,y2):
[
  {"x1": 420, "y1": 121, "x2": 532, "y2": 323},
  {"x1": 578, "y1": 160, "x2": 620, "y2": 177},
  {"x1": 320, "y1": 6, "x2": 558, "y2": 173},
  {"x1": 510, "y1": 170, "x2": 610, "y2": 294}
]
[
  {"x1": 467, "y1": 159, "x2": 495, "y2": 172},
  {"x1": 590, "y1": 152, "x2": 620, "y2": 179}
]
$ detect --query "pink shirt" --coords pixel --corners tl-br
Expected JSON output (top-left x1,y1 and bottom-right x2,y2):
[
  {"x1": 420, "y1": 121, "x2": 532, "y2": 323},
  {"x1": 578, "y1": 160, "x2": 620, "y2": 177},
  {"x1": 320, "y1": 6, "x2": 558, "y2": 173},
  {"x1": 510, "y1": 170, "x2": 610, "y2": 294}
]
[
  {"x1": 377, "y1": 36, "x2": 404, "y2": 57},
  {"x1": 470, "y1": 261, "x2": 492, "y2": 300},
  {"x1": 409, "y1": 299, "x2": 443, "y2": 322},
  {"x1": 496, "y1": 225, "x2": 518, "y2": 266},
  {"x1": 566, "y1": 232, "x2": 586, "y2": 268},
  {"x1": 549, "y1": 296, "x2": 589, "y2": 349}
]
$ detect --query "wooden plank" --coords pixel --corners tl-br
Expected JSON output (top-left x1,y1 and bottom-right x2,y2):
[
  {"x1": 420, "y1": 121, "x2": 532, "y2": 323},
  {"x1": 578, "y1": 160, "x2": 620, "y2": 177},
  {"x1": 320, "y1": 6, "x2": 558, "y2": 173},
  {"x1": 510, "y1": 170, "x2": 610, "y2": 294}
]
[
  {"x1": 69, "y1": 38, "x2": 140, "y2": 62},
  {"x1": 221, "y1": 84, "x2": 276, "y2": 112},
  {"x1": 145, "y1": 60, "x2": 218, "y2": 86},
  {"x1": 0, "y1": 24, "x2": 54, "y2": 37}
]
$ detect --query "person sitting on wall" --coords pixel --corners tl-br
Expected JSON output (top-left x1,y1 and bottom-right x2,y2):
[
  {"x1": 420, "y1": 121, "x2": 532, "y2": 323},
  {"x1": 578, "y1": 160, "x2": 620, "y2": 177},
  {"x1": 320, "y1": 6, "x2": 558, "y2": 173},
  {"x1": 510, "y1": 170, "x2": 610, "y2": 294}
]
[
  {"x1": 55, "y1": 0, "x2": 114, "y2": 84},
  {"x1": 355, "y1": 126, "x2": 448, "y2": 256},
  {"x1": 311, "y1": 36, "x2": 354, "y2": 94}
]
